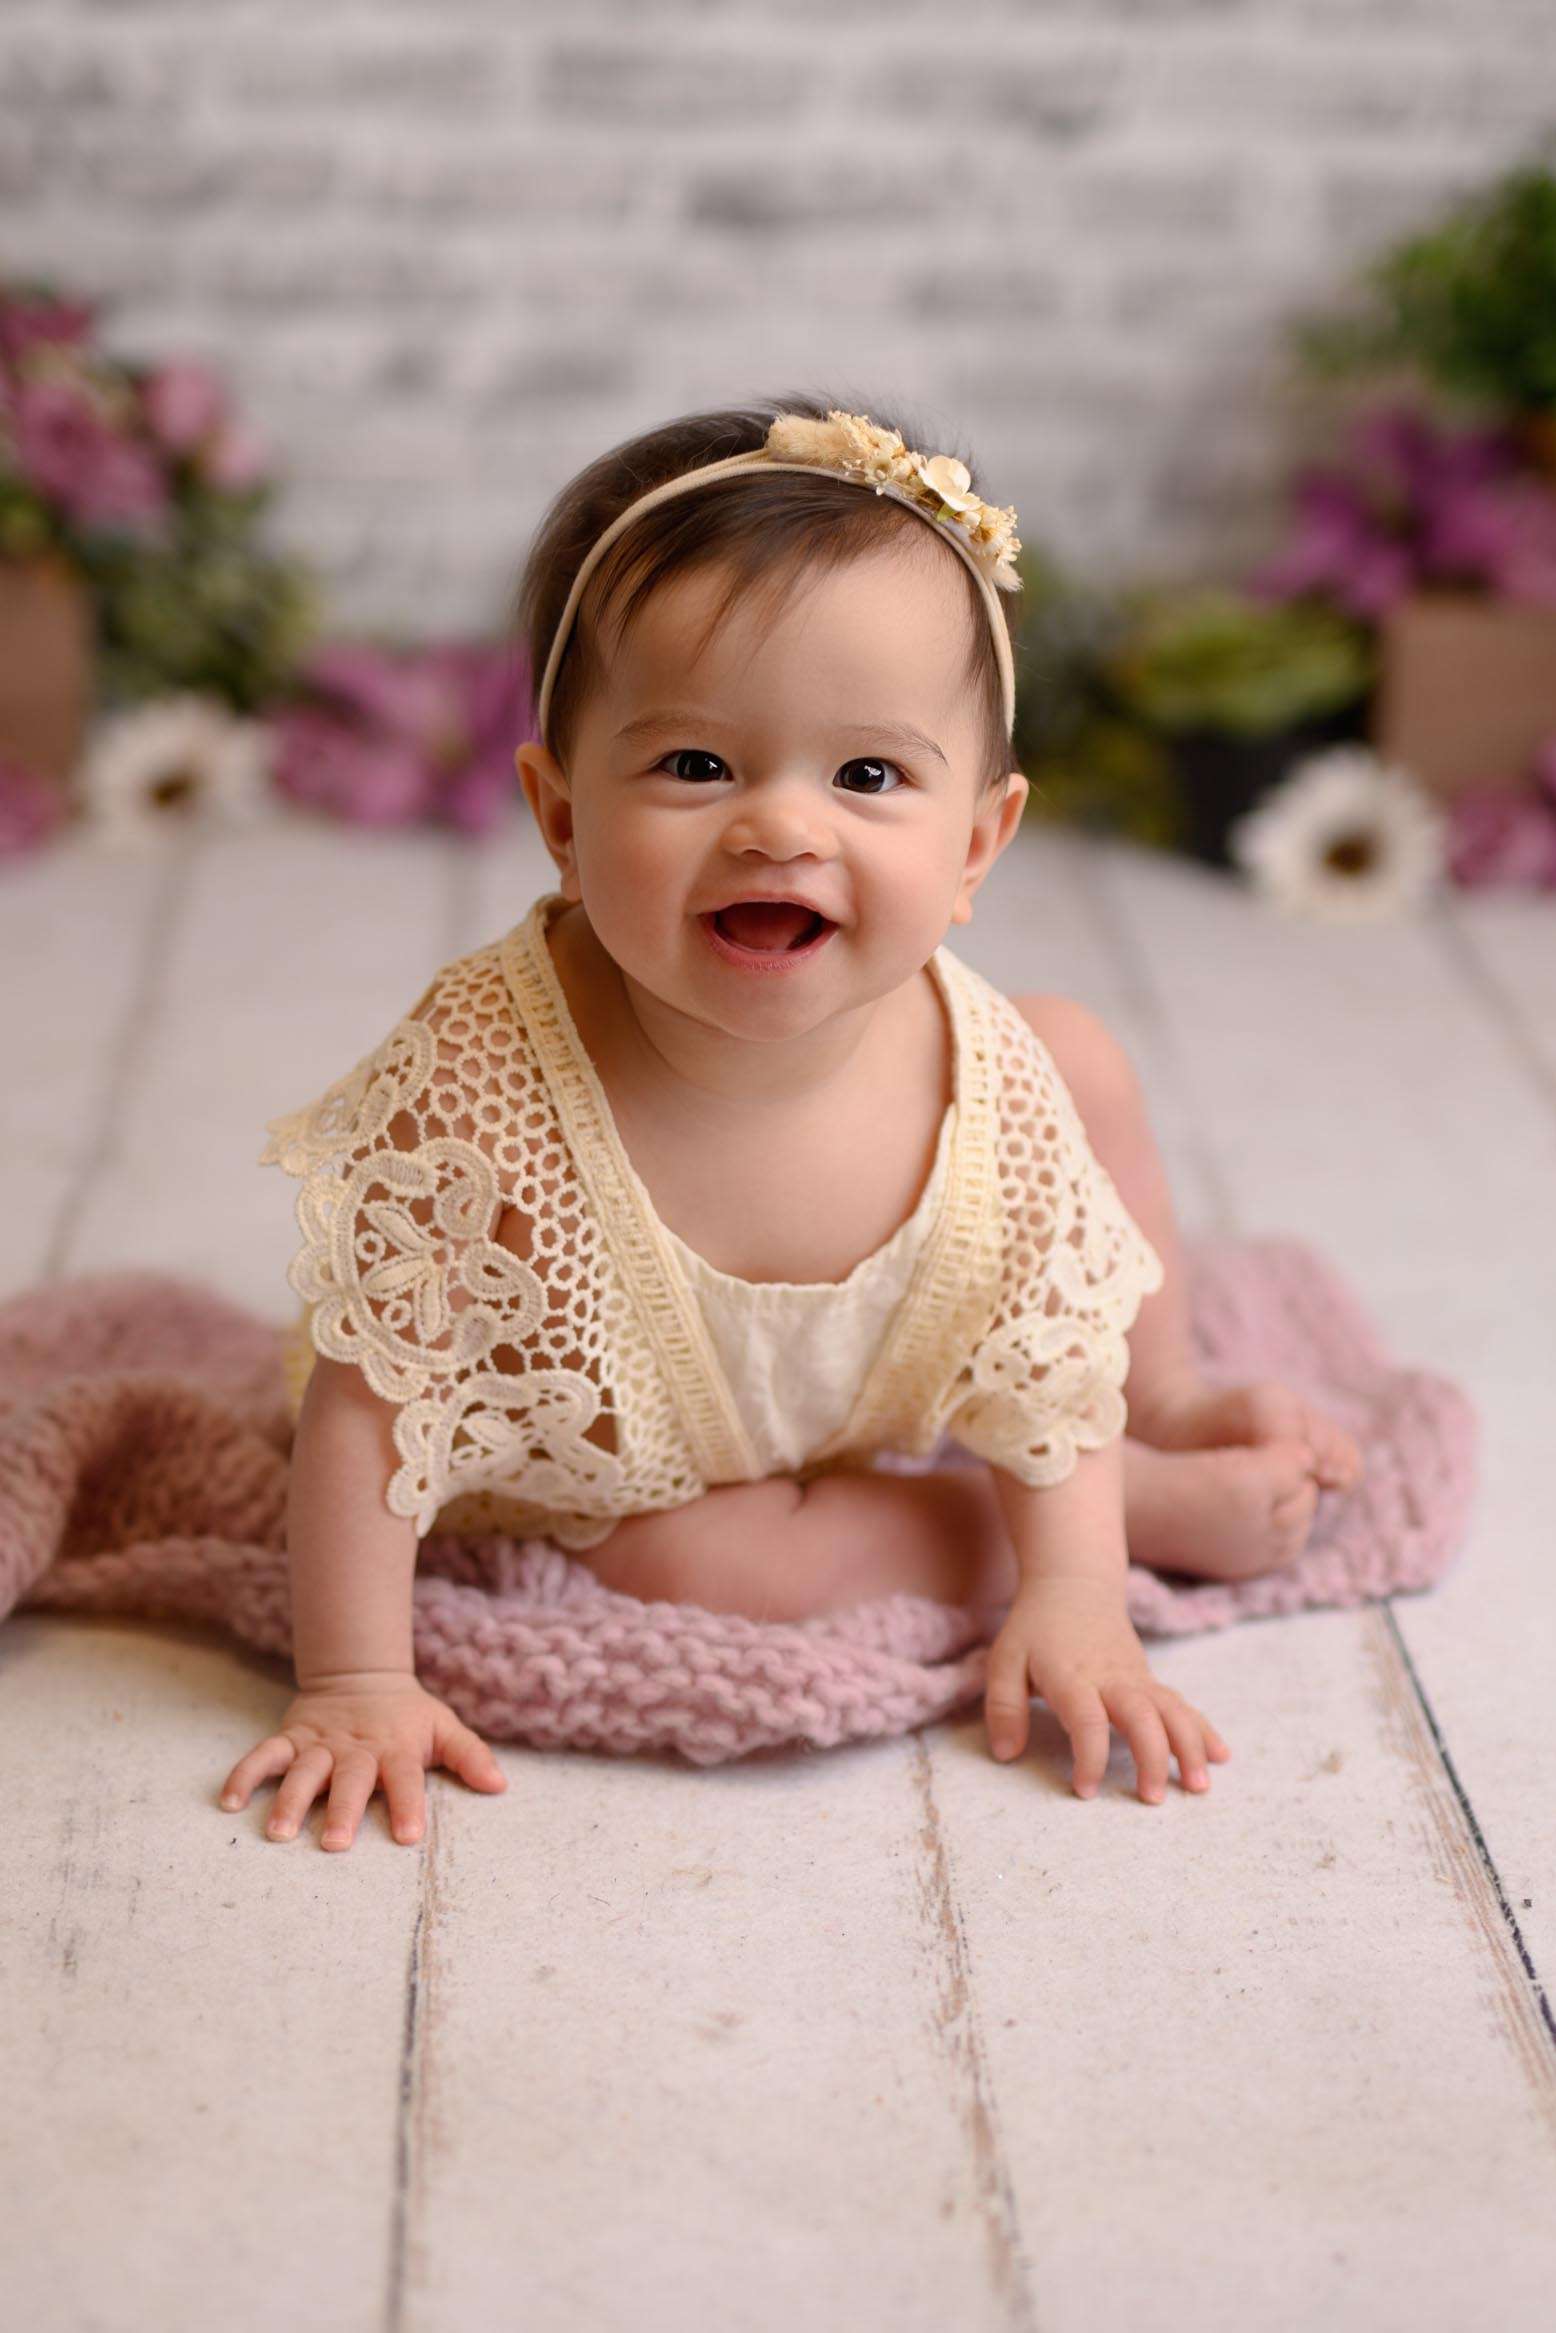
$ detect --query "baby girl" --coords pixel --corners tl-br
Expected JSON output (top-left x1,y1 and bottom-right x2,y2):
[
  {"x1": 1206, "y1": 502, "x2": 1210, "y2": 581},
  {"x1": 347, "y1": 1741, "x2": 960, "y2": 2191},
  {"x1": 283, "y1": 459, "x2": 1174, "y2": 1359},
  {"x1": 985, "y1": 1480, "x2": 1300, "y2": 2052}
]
[{"x1": 220, "y1": 395, "x2": 1363, "y2": 1852}]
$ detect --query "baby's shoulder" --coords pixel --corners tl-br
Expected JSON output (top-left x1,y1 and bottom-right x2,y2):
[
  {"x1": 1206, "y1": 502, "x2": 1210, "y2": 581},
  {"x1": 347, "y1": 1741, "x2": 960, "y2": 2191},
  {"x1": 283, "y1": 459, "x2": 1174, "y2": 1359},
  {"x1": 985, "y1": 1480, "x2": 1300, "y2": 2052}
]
[{"x1": 965, "y1": 968, "x2": 1143, "y2": 1143}]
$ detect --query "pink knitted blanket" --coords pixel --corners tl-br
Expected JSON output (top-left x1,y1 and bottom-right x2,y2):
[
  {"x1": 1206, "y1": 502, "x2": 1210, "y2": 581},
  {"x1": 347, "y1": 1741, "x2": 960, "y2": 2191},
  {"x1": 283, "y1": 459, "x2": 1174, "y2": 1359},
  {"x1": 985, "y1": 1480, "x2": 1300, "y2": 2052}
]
[{"x1": 0, "y1": 1239, "x2": 1477, "y2": 1766}]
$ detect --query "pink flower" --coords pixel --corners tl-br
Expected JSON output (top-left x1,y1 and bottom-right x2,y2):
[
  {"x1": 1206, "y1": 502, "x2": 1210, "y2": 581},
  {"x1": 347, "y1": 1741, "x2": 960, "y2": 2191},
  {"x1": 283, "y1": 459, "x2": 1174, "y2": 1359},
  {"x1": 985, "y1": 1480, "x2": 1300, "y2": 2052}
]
[
  {"x1": 141, "y1": 359, "x2": 227, "y2": 454},
  {"x1": 287, "y1": 636, "x2": 533, "y2": 836},
  {"x1": 0, "y1": 289, "x2": 98, "y2": 369},
  {"x1": 422, "y1": 640, "x2": 532, "y2": 835},
  {"x1": 269, "y1": 705, "x2": 435, "y2": 827},
  {"x1": 11, "y1": 376, "x2": 169, "y2": 534},
  {"x1": 1532, "y1": 734, "x2": 1556, "y2": 812},
  {"x1": 201, "y1": 420, "x2": 268, "y2": 492},
  {"x1": 1484, "y1": 481, "x2": 1556, "y2": 604},
  {"x1": 1445, "y1": 783, "x2": 1556, "y2": 888},
  {"x1": 0, "y1": 753, "x2": 69, "y2": 862},
  {"x1": 300, "y1": 641, "x2": 461, "y2": 740}
]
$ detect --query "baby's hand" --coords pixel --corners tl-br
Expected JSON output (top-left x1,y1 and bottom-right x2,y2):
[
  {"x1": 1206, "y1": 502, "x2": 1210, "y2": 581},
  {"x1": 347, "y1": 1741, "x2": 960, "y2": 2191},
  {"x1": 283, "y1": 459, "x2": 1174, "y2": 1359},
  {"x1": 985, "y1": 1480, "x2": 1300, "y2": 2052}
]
[
  {"x1": 983, "y1": 1579, "x2": 1231, "y2": 1803},
  {"x1": 217, "y1": 1671, "x2": 508, "y2": 1851}
]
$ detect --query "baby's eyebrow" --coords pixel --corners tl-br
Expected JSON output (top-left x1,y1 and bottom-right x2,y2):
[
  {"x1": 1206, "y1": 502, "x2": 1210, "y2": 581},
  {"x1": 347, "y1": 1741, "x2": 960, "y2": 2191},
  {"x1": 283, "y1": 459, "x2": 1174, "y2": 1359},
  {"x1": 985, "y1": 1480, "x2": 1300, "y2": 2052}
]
[
  {"x1": 614, "y1": 711, "x2": 949, "y2": 769},
  {"x1": 832, "y1": 721, "x2": 949, "y2": 770}
]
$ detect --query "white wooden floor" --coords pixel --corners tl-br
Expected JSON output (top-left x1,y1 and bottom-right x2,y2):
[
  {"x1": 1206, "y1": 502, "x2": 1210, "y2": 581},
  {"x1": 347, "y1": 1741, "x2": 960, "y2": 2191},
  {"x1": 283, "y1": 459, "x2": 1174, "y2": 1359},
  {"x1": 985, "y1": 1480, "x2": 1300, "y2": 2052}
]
[{"x1": 2, "y1": 809, "x2": 1553, "y2": 2332}]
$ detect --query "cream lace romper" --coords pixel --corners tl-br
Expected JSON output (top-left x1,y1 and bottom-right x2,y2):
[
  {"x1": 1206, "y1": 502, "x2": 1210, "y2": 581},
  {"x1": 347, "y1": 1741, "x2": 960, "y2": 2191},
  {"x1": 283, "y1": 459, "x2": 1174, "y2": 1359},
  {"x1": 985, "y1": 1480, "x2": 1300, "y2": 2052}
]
[
  {"x1": 655, "y1": 1100, "x2": 958, "y2": 1477},
  {"x1": 263, "y1": 890, "x2": 1166, "y2": 1550}
]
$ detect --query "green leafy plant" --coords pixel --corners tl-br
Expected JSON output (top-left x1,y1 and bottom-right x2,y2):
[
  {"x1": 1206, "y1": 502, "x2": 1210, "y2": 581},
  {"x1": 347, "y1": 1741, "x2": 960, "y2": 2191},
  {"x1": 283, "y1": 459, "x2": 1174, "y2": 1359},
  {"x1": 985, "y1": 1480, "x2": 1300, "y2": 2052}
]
[
  {"x1": 1011, "y1": 547, "x2": 1182, "y2": 846},
  {"x1": 80, "y1": 495, "x2": 321, "y2": 714},
  {"x1": 1294, "y1": 155, "x2": 1556, "y2": 419},
  {"x1": 1103, "y1": 584, "x2": 1373, "y2": 738}
]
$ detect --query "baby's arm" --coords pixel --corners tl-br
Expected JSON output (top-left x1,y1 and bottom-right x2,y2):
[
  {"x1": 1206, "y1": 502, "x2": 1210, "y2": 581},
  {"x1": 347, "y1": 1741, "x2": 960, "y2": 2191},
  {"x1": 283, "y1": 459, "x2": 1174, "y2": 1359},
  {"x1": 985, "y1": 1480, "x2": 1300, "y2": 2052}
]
[
  {"x1": 285, "y1": 1356, "x2": 419, "y2": 1684},
  {"x1": 216, "y1": 1358, "x2": 508, "y2": 1850},
  {"x1": 982, "y1": 1444, "x2": 1231, "y2": 1801}
]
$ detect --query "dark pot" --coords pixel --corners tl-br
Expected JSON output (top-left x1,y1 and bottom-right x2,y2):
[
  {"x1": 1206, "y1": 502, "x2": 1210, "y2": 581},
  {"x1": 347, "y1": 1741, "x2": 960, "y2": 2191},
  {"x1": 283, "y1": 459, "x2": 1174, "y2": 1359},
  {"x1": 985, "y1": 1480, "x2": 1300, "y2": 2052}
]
[{"x1": 1166, "y1": 703, "x2": 1368, "y2": 868}]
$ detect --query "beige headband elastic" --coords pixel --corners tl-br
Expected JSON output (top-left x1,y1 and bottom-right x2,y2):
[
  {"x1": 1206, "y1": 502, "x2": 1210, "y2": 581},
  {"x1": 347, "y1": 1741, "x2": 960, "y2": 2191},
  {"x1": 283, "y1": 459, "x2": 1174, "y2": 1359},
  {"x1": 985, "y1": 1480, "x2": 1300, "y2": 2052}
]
[{"x1": 532, "y1": 436, "x2": 1020, "y2": 754}]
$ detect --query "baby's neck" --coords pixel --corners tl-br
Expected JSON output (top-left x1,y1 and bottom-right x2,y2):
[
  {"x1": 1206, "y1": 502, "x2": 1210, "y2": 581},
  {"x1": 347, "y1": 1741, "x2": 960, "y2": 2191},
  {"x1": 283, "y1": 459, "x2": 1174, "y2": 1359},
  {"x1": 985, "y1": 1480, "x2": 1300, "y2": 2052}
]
[{"x1": 549, "y1": 904, "x2": 916, "y2": 1121}]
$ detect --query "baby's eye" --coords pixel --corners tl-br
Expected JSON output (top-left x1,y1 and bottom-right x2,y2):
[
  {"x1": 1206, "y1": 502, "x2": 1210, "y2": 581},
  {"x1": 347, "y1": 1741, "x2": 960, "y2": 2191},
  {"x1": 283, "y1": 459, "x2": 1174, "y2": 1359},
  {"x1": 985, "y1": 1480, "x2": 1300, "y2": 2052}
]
[
  {"x1": 657, "y1": 748, "x2": 728, "y2": 783},
  {"x1": 653, "y1": 750, "x2": 907, "y2": 794},
  {"x1": 835, "y1": 757, "x2": 906, "y2": 796}
]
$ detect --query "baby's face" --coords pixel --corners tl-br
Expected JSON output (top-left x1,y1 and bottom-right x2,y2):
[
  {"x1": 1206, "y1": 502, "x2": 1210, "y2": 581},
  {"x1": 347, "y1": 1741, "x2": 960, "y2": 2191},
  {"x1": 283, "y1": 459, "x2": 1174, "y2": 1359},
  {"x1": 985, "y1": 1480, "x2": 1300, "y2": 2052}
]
[{"x1": 518, "y1": 542, "x2": 1026, "y2": 1037}]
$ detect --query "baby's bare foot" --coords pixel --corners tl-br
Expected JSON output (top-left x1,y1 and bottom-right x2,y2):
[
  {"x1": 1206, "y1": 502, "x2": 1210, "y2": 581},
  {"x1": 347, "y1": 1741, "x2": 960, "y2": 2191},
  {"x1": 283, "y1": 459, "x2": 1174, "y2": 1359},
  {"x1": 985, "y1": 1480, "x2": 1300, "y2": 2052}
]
[
  {"x1": 1134, "y1": 1375, "x2": 1364, "y2": 1494},
  {"x1": 1124, "y1": 1440, "x2": 1324, "y2": 1581}
]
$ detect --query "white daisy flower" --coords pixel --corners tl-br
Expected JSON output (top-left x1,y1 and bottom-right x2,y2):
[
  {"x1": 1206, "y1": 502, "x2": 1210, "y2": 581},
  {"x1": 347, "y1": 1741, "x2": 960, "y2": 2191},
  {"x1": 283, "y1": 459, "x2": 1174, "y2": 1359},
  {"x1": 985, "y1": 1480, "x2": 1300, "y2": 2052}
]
[
  {"x1": 1227, "y1": 745, "x2": 1448, "y2": 924},
  {"x1": 76, "y1": 692, "x2": 277, "y2": 855}
]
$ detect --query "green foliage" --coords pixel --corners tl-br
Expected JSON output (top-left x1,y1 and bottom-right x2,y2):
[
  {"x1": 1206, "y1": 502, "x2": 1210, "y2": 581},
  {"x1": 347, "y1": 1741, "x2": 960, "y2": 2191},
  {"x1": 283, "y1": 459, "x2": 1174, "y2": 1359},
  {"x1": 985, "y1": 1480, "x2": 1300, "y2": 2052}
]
[
  {"x1": 1022, "y1": 717, "x2": 1184, "y2": 850},
  {"x1": 76, "y1": 487, "x2": 323, "y2": 713},
  {"x1": 1009, "y1": 547, "x2": 1184, "y2": 846},
  {"x1": 1103, "y1": 585, "x2": 1374, "y2": 737},
  {"x1": 1294, "y1": 154, "x2": 1556, "y2": 414}
]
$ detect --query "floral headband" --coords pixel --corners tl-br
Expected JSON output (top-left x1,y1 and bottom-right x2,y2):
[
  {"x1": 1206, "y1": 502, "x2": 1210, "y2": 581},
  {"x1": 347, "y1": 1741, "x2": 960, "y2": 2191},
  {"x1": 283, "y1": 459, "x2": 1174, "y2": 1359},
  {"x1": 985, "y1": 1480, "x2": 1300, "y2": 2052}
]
[{"x1": 532, "y1": 408, "x2": 1023, "y2": 752}]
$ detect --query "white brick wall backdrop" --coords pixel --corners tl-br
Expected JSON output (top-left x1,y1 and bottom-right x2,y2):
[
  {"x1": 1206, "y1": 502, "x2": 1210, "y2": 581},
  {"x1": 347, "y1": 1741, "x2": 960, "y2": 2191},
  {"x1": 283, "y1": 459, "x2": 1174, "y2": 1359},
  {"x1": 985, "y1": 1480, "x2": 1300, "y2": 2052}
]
[{"x1": 3, "y1": 0, "x2": 1552, "y2": 637}]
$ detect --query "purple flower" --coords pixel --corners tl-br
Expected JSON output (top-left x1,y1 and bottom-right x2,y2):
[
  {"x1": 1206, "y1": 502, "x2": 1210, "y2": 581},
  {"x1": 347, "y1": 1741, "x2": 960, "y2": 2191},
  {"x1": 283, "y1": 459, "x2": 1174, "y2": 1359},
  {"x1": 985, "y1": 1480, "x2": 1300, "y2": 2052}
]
[
  {"x1": 1253, "y1": 399, "x2": 1556, "y2": 620},
  {"x1": 11, "y1": 376, "x2": 169, "y2": 536},
  {"x1": 1352, "y1": 404, "x2": 1512, "y2": 511},
  {"x1": 0, "y1": 752, "x2": 69, "y2": 862},
  {"x1": 1445, "y1": 783, "x2": 1556, "y2": 888},
  {"x1": 269, "y1": 706, "x2": 435, "y2": 827}
]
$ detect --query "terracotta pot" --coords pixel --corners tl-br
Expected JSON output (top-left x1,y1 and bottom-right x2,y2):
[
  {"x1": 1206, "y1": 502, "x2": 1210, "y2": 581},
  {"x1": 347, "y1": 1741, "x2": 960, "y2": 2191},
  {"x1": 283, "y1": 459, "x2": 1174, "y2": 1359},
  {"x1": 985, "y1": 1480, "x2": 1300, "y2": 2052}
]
[
  {"x1": 0, "y1": 554, "x2": 94, "y2": 787},
  {"x1": 1373, "y1": 590, "x2": 1556, "y2": 798}
]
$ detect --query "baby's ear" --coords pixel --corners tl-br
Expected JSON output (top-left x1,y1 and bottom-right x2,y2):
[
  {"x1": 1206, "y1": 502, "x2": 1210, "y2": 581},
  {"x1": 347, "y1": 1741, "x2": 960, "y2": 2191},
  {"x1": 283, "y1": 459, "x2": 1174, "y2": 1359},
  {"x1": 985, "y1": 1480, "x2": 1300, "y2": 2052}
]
[{"x1": 515, "y1": 744, "x2": 581, "y2": 895}]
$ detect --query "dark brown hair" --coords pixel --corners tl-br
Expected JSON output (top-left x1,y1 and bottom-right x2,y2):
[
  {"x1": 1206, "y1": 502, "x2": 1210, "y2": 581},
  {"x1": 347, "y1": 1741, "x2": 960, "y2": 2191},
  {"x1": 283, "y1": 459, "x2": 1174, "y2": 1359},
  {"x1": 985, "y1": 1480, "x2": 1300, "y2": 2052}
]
[{"x1": 509, "y1": 390, "x2": 1021, "y2": 795}]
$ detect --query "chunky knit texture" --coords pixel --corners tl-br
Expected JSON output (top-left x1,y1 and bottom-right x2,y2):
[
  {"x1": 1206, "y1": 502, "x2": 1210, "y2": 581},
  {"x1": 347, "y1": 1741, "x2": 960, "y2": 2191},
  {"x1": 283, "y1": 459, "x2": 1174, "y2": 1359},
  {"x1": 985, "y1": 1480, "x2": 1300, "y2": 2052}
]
[
  {"x1": 0, "y1": 1239, "x2": 1477, "y2": 1766},
  {"x1": 261, "y1": 891, "x2": 1166, "y2": 1551}
]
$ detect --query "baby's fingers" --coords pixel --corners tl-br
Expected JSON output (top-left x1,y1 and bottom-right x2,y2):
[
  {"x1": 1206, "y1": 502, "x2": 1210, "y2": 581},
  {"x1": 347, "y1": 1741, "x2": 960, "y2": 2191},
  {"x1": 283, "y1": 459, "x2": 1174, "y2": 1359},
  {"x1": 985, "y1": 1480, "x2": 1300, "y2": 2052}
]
[
  {"x1": 1155, "y1": 1695, "x2": 1218, "y2": 1794},
  {"x1": 219, "y1": 1732, "x2": 300, "y2": 1813},
  {"x1": 436, "y1": 1714, "x2": 508, "y2": 1796},
  {"x1": 984, "y1": 1634, "x2": 1036, "y2": 1761},
  {"x1": 381, "y1": 1751, "x2": 429, "y2": 1846},
  {"x1": 266, "y1": 1743, "x2": 333, "y2": 1840},
  {"x1": 1047, "y1": 1682, "x2": 1113, "y2": 1798},
  {"x1": 1111, "y1": 1689, "x2": 1174, "y2": 1804},
  {"x1": 320, "y1": 1750, "x2": 381, "y2": 1853}
]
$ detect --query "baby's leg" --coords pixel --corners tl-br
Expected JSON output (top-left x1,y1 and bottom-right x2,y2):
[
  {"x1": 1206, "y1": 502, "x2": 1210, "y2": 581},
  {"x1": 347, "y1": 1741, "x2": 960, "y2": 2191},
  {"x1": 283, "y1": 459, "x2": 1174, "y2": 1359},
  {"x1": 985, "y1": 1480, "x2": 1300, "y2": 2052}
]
[
  {"x1": 578, "y1": 1438, "x2": 1321, "y2": 1625},
  {"x1": 1011, "y1": 993, "x2": 1363, "y2": 1539},
  {"x1": 576, "y1": 1467, "x2": 1019, "y2": 1622}
]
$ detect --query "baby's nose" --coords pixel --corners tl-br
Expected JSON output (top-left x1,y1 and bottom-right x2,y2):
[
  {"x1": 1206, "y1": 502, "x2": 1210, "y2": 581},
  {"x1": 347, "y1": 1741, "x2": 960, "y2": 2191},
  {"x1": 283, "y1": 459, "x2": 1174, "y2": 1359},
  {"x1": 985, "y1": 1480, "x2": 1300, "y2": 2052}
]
[{"x1": 724, "y1": 791, "x2": 837, "y2": 858}]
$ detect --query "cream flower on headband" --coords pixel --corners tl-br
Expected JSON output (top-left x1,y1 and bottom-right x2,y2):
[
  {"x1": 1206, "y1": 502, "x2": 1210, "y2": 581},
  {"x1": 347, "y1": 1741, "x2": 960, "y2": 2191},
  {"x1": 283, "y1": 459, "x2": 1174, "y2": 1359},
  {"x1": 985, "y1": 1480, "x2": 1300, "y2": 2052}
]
[{"x1": 764, "y1": 410, "x2": 1023, "y2": 593}]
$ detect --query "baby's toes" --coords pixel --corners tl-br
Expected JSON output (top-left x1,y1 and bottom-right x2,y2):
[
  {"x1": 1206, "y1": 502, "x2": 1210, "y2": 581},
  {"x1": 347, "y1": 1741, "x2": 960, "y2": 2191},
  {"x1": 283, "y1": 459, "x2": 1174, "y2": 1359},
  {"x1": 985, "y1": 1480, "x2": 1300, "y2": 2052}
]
[
  {"x1": 1301, "y1": 1406, "x2": 1364, "y2": 1491},
  {"x1": 1266, "y1": 1471, "x2": 1320, "y2": 1564},
  {"x1": 1263, "y1": 1436, "x2": 1320, "y2": 1503},
  {"x1": 1230, "y1": 1378, "x2": 1311, "y2": 1448}
]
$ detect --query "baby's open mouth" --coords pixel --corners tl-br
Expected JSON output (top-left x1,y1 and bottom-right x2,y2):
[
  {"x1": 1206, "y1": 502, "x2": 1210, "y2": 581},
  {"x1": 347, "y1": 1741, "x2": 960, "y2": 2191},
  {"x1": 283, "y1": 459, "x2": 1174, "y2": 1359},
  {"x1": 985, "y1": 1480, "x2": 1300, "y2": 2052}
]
[{"x1": 708, "y1": 902, "x2": 831, "y2": 953}]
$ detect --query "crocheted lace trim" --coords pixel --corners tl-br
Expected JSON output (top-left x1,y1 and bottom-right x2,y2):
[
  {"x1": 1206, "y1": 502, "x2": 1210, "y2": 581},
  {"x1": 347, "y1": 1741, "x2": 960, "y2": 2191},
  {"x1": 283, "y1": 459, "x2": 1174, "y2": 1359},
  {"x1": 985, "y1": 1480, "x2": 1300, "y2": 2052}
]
[
  {"x1": 934, "y1": 980, "x2": 1167, "y2": 1486},
  {"x1": 499, "y1": 902, "x2": 764, "y2": 1483}
]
